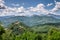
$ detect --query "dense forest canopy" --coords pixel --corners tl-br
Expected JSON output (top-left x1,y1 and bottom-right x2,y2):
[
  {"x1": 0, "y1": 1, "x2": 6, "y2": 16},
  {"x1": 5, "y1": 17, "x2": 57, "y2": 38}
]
[{"x1": 0, "y1": 21, "x2": 60, "y2": 40}]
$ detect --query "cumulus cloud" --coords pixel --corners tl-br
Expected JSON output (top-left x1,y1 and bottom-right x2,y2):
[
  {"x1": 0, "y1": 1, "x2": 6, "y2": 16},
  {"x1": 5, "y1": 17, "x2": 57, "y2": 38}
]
[
  {"x1": 47, "y1": 3, "x2": 53, "y2": 6},
  {"x1": 0, "y1": 0, "x2": 60, "y2": 16},
  {"x1": 0, "y1": 1, "x2": 49, "y2": 16},
  {"x1": 0, "y1": 0, "x2": 6, "y2": 9},
  {"x1": 0, "y1": 6, "x2": 26, "y2": 16},
  {"x1": 29, "y1": 4, "x2": 49, "y2": 14},
  {"x1": 51, "y1": 2, "x2": 60, "y2": 13}
]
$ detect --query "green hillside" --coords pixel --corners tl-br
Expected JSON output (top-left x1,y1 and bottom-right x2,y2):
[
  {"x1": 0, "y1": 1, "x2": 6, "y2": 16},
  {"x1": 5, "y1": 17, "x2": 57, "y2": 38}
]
[
  {"x1": 31, "y1": 22, "x2": 60, "y2": 33},
  {"x1": 0, "y1": 21, "x2": 60, "y2": 40},
  {"x1": 1, "y1": 15, "x2": 60, "y2": 27}
]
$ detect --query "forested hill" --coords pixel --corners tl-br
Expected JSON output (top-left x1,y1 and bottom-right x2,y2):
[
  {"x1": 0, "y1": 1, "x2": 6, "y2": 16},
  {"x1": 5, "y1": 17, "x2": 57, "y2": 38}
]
[{"x1": 0, "y1": 15, "x2": 60, "y2": 27}]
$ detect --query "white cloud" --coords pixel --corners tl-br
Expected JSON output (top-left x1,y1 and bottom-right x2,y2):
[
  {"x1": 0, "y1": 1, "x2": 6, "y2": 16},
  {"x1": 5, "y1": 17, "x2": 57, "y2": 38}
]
[
  {"x1": 0, "y1": 0, "x2": 4, "y2": 4},
  {"x1": 0, "y1": 0, "x2": 60, "y2": 16},
  {"x1": 29, "y1": 4, "x2": 49, "y2": 14},
  {"x1": 0, "y1": 6, "x2": 26, "y2": 16},
  {"x1": 0, "y1": 0, "x2": 7, "y2": 9},
  {"x1": 0, "y1": 1, "x2": 50, "y2": 16},
  {"x1": 16, "y1": 6, "x2": 25, "y2": 13},
  {"x1": 0, "y1": 0, "x2": 26, "y2": 16},
  {"x1": 51, "y1": 2, "x2": 60, "y2": 13},
  {"x1": 47, "y1": 3, "x2": 53, "y2": 6},
  {"x1": 12, "y1": 3, "x2": 20, "y2": 6},
  {"x1": 0, "y1": 0, "x2": 4, "y2": 7}
]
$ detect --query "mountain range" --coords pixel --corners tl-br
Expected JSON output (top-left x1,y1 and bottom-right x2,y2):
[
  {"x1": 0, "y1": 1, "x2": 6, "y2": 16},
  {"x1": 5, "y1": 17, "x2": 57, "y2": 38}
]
[{"x1": 0, "y1": 14, "x2": 60, "y2": 27}]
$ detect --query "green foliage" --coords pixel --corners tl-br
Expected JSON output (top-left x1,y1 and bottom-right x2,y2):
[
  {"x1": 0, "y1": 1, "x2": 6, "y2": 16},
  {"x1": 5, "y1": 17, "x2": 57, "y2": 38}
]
[
  {"x1": 2, "y1": 29, "x2": 15, "y2": 40},
  {"x1": 0, "y1": 23, "x2": 5, "y2": 40},
  {"x1": 0, "y1": 25, "x2": 5, "y2": 35},
  {"x1": 15, "y1": 31, "x2": 43, "y2": 40},
  {"x1": 15, "y1": 31, "x2": 36, "y2": 40},
  {"x1": 8, "y1": 21, "x2": 29, "y2": 35},
  {"x1": 0, "y1": 21, "x2": 60, "y2": 40},
  {"x1": 47, "y1": 28, "x2": 60, "y2": 40}
]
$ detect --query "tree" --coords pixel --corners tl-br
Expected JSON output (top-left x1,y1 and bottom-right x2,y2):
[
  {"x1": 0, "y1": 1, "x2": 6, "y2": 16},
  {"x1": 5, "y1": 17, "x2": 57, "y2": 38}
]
[
  {"x1": 15, "y1": 31, "x2": 37, "y2": 40},
  {"x1": 47, "y1": 27, "x2": 60, "y2": 40},
  {"x1": 0, "y1": 24, "x2": 5, "y2": 40},
  {"x1": 35, "y1": 34, "x2": 42, "y2": 40},
  {"x1": 2, "y1": 29, "x2": 15, "y2": 40}
]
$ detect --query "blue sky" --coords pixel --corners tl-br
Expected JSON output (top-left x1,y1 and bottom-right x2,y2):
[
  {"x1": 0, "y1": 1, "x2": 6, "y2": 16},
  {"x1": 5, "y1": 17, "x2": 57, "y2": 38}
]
[
  {"x1": 0, "y1": 0, "x2": 60, "y2": 16},
  {"x1": 4, "y1": 0, "x2": 55, "y2": 9},
  {"x1": 4, "y1": 0, "x2": 60, "y2": 9}
]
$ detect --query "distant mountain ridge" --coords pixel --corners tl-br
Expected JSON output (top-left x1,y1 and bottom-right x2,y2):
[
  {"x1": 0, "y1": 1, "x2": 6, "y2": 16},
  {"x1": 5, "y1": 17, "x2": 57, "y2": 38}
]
[{"x1": 0, "y1": 14, "x2": 60, "y2": 27}]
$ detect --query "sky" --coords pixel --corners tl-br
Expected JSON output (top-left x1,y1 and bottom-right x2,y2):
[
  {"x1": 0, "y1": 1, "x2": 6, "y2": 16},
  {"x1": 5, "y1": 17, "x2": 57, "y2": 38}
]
[{"x1": 0, "y1": 0, "x2": 60, "y2": 16}]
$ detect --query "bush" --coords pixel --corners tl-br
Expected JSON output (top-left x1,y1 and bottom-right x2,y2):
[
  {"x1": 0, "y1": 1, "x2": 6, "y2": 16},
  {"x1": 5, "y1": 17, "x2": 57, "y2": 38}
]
[{"x1": 47, "y1": 28, "x2": 60, "y2": 40}]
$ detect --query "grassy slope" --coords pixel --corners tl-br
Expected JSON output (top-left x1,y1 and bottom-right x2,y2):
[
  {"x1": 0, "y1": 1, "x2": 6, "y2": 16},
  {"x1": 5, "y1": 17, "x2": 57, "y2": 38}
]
[{"x1": 31, "y1": 23, "x2": 60, "y2": 33}]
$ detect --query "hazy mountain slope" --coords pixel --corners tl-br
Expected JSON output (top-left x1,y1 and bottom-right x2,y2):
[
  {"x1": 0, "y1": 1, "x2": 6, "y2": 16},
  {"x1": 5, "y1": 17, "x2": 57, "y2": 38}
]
[
  {"x1": 31, "y1": 22, "x2": 60, "y2": 33},
  {"x1": 0, "y1": 15, "x2": 60, "y2": 27}
]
